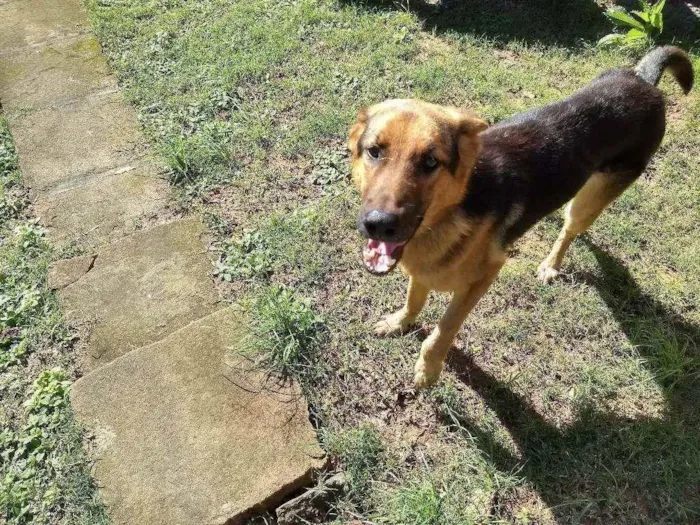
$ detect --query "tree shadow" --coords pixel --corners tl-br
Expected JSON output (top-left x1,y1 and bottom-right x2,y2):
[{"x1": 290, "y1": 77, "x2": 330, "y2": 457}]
[
  {"x1": 444, "y1": 240, "x2": 700, "y2": 522},
  {"x1": 341, "y1": 0, "x2": 608, "y2": 48},
  {"x1": 341, "y1": 0, "x2": 699, "y2": 50}
]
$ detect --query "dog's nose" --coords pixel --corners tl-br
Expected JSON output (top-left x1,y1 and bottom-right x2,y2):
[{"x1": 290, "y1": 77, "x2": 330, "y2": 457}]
[{"x1": 362, "y1": 209, "x2": 400, "y2": 240}]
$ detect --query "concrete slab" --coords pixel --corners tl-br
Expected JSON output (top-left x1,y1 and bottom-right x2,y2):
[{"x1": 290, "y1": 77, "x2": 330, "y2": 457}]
[
  {"x1": 0, "y1": 35, "x2": 117, "y2": 112},
  {"x1": 59, "y1": 218, "x2": 220, "y2": 369},
  {"x1": 35, "y1": 163, "x2": 168, "y2": 247},
  {"x1": 0, "y1": 0, "x2": 90, "y2": 54},
  {"x1": 48, "y1": 254, "x2": 96, "y2": 290},
  {"x1": 71, "y1": 307, "x2": 326, "y2": 525},
  {"x1": 8, "y1": 91, "x2": 144, "y2": 192}
]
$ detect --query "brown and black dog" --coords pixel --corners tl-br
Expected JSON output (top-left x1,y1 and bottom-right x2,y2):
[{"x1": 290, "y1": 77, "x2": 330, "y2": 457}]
[{"x1": 349, "y1": 46, "x2": 694, "y2": 388}]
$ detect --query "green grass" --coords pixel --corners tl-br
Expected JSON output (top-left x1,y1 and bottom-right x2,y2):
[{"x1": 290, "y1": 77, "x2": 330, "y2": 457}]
[
  {"x1": 0, "y1": 117, "x2": 107, "y2": 524},
  {"x1": 323, "y1": 424, "x2": 385, "y2": 501},
  {"x1": 245, "y1": 284, "x2": 326, "y2": 380},
  {"x1": 85, "y1": 0, "x2": 700, "y2": 522}
]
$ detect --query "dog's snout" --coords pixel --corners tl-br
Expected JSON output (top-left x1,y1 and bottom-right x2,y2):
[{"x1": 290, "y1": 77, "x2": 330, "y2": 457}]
[{"x1": 362, "y1": 209, "x2": 401, "y2": 240}]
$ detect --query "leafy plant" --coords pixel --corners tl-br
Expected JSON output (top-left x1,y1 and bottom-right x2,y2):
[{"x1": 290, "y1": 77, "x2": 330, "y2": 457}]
[
  {"x1": 309, "y1": 146, "x2": 349, "y2": 195},
  {"x1": 599, "y1": 0, "x2": 666, "y2": 48},
  {"x1": 0, "y1": 123, "x2": 18, "y2": 175},
  {"x1": 0, "y1": 370, "x2": 71, "y2": 523},
  {"x1": 0, "y1": 121, "x2": 24, "y2": 222},
  {"x1": 213, "y1": 207, "x2": 331, "y2": 286},
  {"x1": 214, "y1": 229, "x2": 273, "y2": 281}
]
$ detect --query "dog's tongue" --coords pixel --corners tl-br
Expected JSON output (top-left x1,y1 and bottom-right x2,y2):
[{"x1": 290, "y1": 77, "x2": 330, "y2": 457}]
[
  {"x1": 363, "y1": 239, "x2": 405, "y2": 274},
  {"x1": 372, "y1": 240, "x2": 402, "y2": 255}
]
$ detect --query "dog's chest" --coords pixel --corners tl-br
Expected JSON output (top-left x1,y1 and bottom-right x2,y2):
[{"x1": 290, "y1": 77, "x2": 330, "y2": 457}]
[{"x1": 400, "y1": 248, "x2": 490, "y2": 292}]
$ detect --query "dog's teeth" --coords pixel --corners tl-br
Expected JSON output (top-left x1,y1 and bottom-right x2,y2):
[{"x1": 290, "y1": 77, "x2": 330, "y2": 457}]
[
  {"x1": 375, "y1": 254, "x2": 395, "y2": 273},
  {"x1": 362, "y1": 241, "x2": 399, "y2": 274}
]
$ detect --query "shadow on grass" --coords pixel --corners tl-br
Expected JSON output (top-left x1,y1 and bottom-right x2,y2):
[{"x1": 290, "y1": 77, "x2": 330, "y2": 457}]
[
  {"x1": 445, "y1": 240, "x2": 700, "y2": 522},
  {"x1": 583, "y1": 239, "x2": 700, "y2": 416},
  {"x1": 341, "y1": 0, "x2": 699, "y2": 49},
  {"x1": 340, "y1": 0, "x2": 607, "y2": 48}
]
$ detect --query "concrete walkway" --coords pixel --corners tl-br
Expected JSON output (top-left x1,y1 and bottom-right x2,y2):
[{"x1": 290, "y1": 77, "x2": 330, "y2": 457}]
[{"x1": 0, "y1": 1, "x2": 325, "y2": 523}]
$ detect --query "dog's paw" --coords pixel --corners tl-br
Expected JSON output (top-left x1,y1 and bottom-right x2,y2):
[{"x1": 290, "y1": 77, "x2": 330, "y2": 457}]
[
  {"x1": 537, "y1": 261, "x2": 560, "y2": 284},
  {"x1": 374, "y1": 311, "x2": 409, "y2": 337},
  {"x1": 413, "y1": 357, "x2": 443, "y2": 389}
]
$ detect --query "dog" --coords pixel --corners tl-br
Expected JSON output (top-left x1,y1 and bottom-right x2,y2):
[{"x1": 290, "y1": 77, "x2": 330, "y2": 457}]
[{"x1": 348, "y1": 46, "x2": 694, "y2": 388}]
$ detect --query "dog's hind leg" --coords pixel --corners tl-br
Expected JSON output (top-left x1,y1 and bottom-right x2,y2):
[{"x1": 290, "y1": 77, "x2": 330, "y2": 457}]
[
  {"x1": 374, "y1": 277, "x2": 430, "y2": 336},
  {"x1": 537, "y1": 171, "x2": 636, "y2": 284}
]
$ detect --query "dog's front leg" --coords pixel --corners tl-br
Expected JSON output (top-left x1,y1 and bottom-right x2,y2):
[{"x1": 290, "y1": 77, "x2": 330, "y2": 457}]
[
  {"x1": 374, "y1": 277, "x2": 429, "y2": 336},
  {"x1": 414, "y1": 273, "x2": 499, "y2": 388}
]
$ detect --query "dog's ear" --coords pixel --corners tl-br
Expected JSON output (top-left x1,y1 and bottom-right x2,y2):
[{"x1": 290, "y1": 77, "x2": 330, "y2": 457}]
[
  {"x1": 347, "y1": 107, "x2": 369, "y2": 157},
  {"x1": 456, "y1": 111, "x2": 488, "y2": 135},
  {"x1": 452, "y1": 111, "x2": 487, "y2": 176}
]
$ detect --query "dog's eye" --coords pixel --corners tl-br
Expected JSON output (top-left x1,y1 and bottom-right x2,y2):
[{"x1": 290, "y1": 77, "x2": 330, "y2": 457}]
[
  {"x1": 366, "y1": 146, "x2": 381, "y2": 160},
  {"x1": 424, "y1": 154, "x2": 438, "y2": 170}
]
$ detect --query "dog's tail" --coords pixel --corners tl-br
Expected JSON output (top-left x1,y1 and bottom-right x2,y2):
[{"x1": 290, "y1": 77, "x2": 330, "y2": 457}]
[{"x1": 635, "y1": 46, "x2": 694, "y2": 94}]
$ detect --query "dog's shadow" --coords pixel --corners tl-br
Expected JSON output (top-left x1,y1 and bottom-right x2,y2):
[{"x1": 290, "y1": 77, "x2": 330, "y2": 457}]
[{"x1": 443, "y1": 240, "x2": 700, "y2": 521}]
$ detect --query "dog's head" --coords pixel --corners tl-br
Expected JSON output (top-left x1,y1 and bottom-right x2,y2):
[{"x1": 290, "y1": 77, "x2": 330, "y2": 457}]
[{"x1": 348, "y1": 99, "x2": 488, "y2": 275}]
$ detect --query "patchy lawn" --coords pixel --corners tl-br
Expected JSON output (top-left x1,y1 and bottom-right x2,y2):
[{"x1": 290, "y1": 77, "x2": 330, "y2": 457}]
[
  {"x1": 0, "y1": 116, "x2": 106, "y2": 523},
  {"x1": 86, "y1": 0, "x2": 699, "y2": 523}
]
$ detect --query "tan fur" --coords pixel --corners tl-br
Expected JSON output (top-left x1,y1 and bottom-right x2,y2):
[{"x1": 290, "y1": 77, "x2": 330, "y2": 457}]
[
  {"x1": 350, "y1": 99, "x2": 502, "y2": 387},
  {"x1": 537, "y1": 172, "x2": 632, "y2": 283}
]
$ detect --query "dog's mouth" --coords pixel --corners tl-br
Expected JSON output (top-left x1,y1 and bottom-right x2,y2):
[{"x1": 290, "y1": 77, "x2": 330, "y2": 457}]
[{"x1": 363, "y1": 239, "x2": 406, "y2": 275}]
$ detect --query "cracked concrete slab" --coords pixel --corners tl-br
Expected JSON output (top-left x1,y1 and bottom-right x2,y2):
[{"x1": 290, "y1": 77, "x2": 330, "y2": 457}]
[
  {"x1": 48, "y1": 254, "x2": 96, "y2": 290},
  {"x1": 0, "y1": 35, "x2": 117, "y2": 112},
  {"x1": 59, "y1": 218, "x2": 220, "y2": 370},
  {"x1": 71, "y1": 307, "x2": 326, "y2": 525},
  {"x1": 34, "y1": 162, "x2": 168, "y2": 247},
  {"x1": 8, "y1": 91, "x2": 144, "y2": 193}
]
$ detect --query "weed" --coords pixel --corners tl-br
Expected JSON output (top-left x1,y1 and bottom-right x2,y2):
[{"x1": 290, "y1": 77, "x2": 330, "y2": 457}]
[
  {"x1": 431, "y1": 380, "x2": 465, "y2": 429},
  {"x1": 215, "y1": 229, "x2": 273, "y2": 281},
  {"x1": 309, "y1": 146, "x2": 350, "y2": 196},
  {"x1": 374, "y1": 439, "x2": 525, "y2": 525},
  {"x1": 323, "y1": 424, "x2": 385, "y2": 500},
  {"x1": 249, "y1": 285, "x2": 325, "y2": 380},
  {"x1": 161, "y1": 121, "x2": 236, "y2": 189},
  {"x1": 1, "y1": 370, "x2": 71, "y2": 522},
  {"x1": 161, "y1": 135, "x2": 196, "y2": 184},
  {"x1": 629, "y1": 314, "x2": 699, "y2": 390},
  {"x1": 599, "y1": 0, "x2": 666, "y2": 48},
  {"x1": 1, "y1": 370, "x2": 106, "y2": 525},
  {"x1": 0, "y1": 124, "x2": 18, "y2": 174},
  {"x1": 215, "y1": 204, "x2": 336, "y2": 287},
  {"x1": 379, "y1": 480, "x2": 445, "y2": 525},
  {"x1": 0, "y1": 122, "x2": 24, "y2": 221}
]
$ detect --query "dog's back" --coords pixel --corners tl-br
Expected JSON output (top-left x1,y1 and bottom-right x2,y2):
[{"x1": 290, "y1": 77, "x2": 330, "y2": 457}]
[{"x1": 464, "y1": 46, "x2": 694, "y2": 245}]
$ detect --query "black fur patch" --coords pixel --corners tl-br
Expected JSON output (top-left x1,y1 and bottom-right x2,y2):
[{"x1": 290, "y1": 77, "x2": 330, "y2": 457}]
[{"x1": 462, "y1": 68, "x2": 671, "y2": 246}]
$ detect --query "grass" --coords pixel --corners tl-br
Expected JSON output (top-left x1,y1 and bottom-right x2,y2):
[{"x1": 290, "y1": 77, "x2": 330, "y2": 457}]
[
  {"x1": 247, "y1": 284, "x2": 326, "y2": 379},
  {"x1": 85, "y1": 0, "x2": 700, "y2": 522},
  {"x1": 323, "y1": 424, "x2": 385, "y2": 501},
  {"x1": 0, "y1": 117, "x2": 107, "y2": 524}
]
